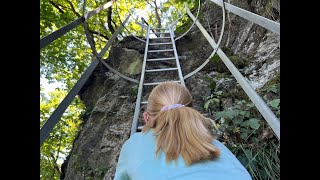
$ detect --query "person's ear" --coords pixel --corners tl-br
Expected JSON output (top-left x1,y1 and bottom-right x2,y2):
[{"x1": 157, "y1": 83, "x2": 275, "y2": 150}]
[{"x1": 143, "y1": 112, "x2": 150, "y2": 124}]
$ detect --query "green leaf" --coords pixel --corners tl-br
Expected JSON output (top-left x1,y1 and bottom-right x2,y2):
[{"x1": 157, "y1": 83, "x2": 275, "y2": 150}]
[
  {"x1": 243, "y1": 149, "x2": 253, "y2": 159},
  {"x1": 224, "y1": 110, "x2": 238, "y2": 119},
  {"x1": 241, "y1": 120, "x2": 250, "y2": 127},
  {"x1": 233, "y1": 127, "x2": 241, "y2": 133},
  {"x1": 215, "y1": 91, "x2": 223, "y2": 96},
  {"x1": 240, "y1": 128, "x2": 250, "y2": 133},
  {"x1": 267, "y1": 84, "x2": 278, "y2": 93},
  {"x1": 263, "y1": 95, "x2": 268, "y2": 100},
  {"x1": 216, "y1": 111, "x2": 223, "y2": 119},
  {"x1": 204, "y1": 100, "x2": 211, "y2": 110},
  {"x1": 216, "y1": 110, "x2": 236, "y2": 119},
  {"x1": 210, "y1": 81, "x2": 216, "y2": 90},
  {"x1": 234, "y1": 105, "x2": 241, "y2": 109},
  {"x1": 240, "y1": 132, "x2": 248, "y2": 140},
  {"x1": 234, "y1": 118, "x2": 243, "y2": 125},
  {"x1": 269, "y1": 86, "x2": 278, "y2": 93},
  {"x1": 212, "y1": 98, "x2": 220, "y2": 104},
  {"x1": 237, "y1": 100, "x2": 243, "y2": 105},
  {"x1": 248, "y1": 118, "x2": 261, "y2": 129},
  {"x1": 239, "y1": 111, "x2": 246, "y2": 115},
  {"x1": 246, "y1": 103, "x2": 255, "y2": 108},
  {"x1": 245, "y1": 111, "x2": 251, "y2": 118},
  {"x1": 268, "y1": 99, "x2": 280, "y2": 108},
  {"x1": 251, "y1": 137, "x2": 259, "y2": 143}
]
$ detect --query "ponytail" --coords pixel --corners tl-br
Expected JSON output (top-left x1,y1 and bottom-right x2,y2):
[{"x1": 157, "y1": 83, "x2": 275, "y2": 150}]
[
  {"x1": 142, "y1": 106, "x2": 220, "y2": 165},
  {"x1": 141, "y1": 81, "x2": 220, "y2": 165}
]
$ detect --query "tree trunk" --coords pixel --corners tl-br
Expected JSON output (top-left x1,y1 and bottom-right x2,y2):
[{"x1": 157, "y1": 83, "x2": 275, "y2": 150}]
[
  {"x1": 153, "y1": 0, "x2": 161, "y2": 30},
  {"x1": 107, "y1": 7, "x2": 116, "y2": 34}
]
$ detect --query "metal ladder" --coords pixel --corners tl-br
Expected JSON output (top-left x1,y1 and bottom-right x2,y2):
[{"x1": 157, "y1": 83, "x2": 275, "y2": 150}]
[{"x1": 130, "y1": 26, "x2": 185, "y2": 136}]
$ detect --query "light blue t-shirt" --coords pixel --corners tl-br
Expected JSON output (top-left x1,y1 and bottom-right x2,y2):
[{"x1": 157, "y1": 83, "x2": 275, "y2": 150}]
[{"x1": 114, "y1": 130, "x2": 252, "y2": 180}]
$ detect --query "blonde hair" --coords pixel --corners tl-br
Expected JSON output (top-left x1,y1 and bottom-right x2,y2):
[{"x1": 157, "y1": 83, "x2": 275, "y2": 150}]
[{"x1": 142, "y1": 81, "x2": 220, "y2": 165}]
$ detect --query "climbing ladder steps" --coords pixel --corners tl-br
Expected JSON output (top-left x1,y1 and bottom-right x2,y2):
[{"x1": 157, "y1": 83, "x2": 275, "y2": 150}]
[
  {"x1": 146, "y1": 57, "x2": 176, "y2": 61},
  {"x1": 145, "y1": 67, "x2": 178, "y2": 72},
  {"x1": 150, "y1": 37, "x2": 171, "y2": 39},
  {"x1": 131, "y1": 26, "x2": 185, "y2": 136},
  {"x1": 149, "y1": 42, "x2": 172, "y2": 45},
  {"x1": 144, "y1": 80, "x2": 181, "y2": 86},
  {"x1": 151, "y1": 28, "x2": 167, "y2": 30},
  {"x1": 152, "y1": 32, "x2": 170, "y2": 34},
  {"x1": 148, "y1": 49, "x2": 174, "y2": 53}
]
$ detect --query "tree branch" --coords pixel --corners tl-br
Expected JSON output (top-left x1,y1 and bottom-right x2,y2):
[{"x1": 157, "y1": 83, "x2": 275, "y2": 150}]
[
  {"x1": 65, "y1": 0, "x2": 81, "y2": 17},
  {"x1": 111, "y1": 19, "x2": 118, "y2": 30},
  {"x1": 53, "y1": 1, "x2": 68, "y2": 8},
  {"x1": 50, "y1": 1, "x2": 109, "y2": 41},
  {"x1": 145, "y1": 0, "x2": 155, "y2": 8},
  {"x1": 153, "y1": 0, "x2": 161, "y2": 29},
  {"x1": 47, "y1": 155, "x2": 56, "y2": 179},
  {"x1": 107, "y1": 7, "x2": 116, "y2": 34},
  {"x1": 49, "y1": 1, "x2": 65, "y2": 14},
  {"x1": 51, "y1": 124, "x2": 63, "y2": 176},
  {"x1": 89, "y1": 29, "x2": 109, "y2": 40},
  {"x1": 50, "y1": 153, "x2": 62, "y2": 174}
]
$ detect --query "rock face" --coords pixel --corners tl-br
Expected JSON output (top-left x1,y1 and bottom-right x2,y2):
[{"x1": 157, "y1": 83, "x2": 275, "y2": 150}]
[
  {"x1": 62, "y1": 65, "x2": 136, "y2": 180},
  {"x1": 177, "y1": 0, "x2": 280, "y2": 90},
  {"x1": 61, "y1": 0, "x2": 280, "y2": 179}
]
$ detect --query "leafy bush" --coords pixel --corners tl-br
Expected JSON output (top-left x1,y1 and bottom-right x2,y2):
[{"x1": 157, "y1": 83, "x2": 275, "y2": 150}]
[{"x1": 204, "y1": 83, "x2": 280, "y2": 180}]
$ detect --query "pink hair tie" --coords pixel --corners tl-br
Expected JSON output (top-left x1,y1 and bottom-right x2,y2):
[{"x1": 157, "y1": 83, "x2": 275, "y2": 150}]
[{"x1": 161, "y1": 104, "x2": 185, "y2": 111}]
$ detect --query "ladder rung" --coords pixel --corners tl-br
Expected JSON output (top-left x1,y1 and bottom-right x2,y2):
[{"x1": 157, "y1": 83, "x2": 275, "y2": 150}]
[
  {"x1": 152, "y1": 32, "x2": 170, "y2": 34},
  {"x1": 141, "y1": 101, "x2": 148, "y2": 104},
  {"x1": 149, "y1": 42, "x2": 172, "y2": 45},
  {"x1": 145, "y1": 68, "x2": 178, "y2": 72},
  {"x1": 147, "y1": 57, "x2": 176, "y2": 61},
  {"x1": 150, "y1": 37, "x2": 171, "y2": 39},
  {"x1": 148, "y1": 49, "x2": 174, "y2": 53},
  {"x1": 151, "y1": 28, "x2": 167, "y2": 30},
  {"x1": 144, "y1": 81, "x2": 180, "y2": 86}
]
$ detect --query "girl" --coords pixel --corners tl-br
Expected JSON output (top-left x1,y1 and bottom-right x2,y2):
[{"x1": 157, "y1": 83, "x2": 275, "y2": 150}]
[{"x1": 115, "y1": 81, "x2": 251, "y2": 180}]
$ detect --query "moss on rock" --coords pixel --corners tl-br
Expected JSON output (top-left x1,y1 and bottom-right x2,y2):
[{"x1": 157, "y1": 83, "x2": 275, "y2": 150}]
[{"x1": 210, "y1": 47, "x2": 249, "y2": 73}]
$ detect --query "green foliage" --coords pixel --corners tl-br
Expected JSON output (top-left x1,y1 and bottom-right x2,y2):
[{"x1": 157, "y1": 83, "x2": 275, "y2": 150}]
[
  {"x1": 260, "y1": 73, "x2": 280, "y2": 93},
  {"x1": 268, "y1": 99, "x2": 280, "y2": 109},
  {"x1": 131, "y1": 84, "x2": 139, "y2": 98},
  {"x1": 41, "y1": 0, "x2": 92, "y2": 90},
  {"x1": 81, "y1": 106, "x2": 93, "y2": 120},
  {"x1": 204, "y1": 80, "x2": 280, "y2": 180},
  {"x1": 216, "y1": 99, "x2": 280, "y2": 179},
  {"x1": 215, "y1": 100, "x2": 262, "y2": 141},
  {"x1": 40, "y1": 90, "x2": 85, "y2": 179},
  {"x1": 173, "y1": 0, "x2": 199, "y2": 33},
  {"x1": 202, "y1": 75, "x2": 217, "y2": 90},
  {"x1": 261, "y1": 80, "x2": 280, "y2": 118},
  {"x1": 233, "y1": 140, "x2": 280, "y2": 180},
  {"x1": 204, "y1": 90, "x2": 222, "y2": 111}
]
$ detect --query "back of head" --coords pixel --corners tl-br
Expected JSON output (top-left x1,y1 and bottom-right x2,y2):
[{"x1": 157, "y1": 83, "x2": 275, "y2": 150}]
[{"x1": 142, "y1": 81, "x2": 220, "y2": 165}]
